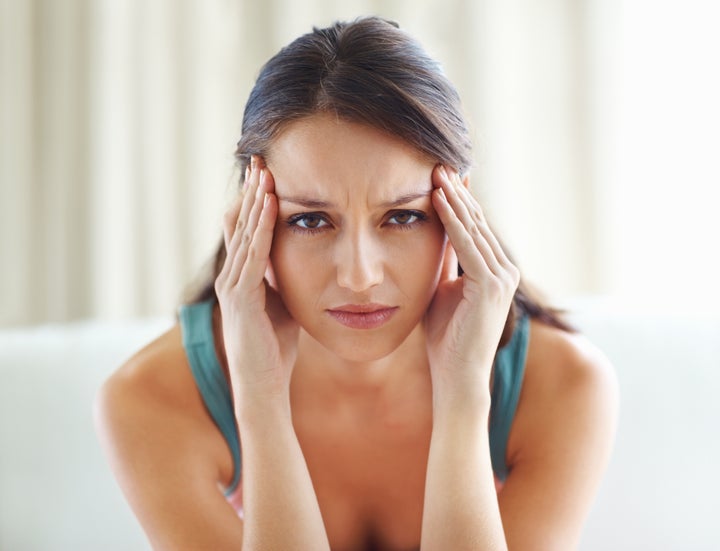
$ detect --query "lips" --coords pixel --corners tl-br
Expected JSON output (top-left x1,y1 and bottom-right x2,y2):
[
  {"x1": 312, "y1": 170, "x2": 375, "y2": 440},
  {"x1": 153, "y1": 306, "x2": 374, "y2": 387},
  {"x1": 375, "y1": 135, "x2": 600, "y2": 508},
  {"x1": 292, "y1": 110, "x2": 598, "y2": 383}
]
[{"x1": 326, "y1": 304, "x2": 399, "y2": 330}]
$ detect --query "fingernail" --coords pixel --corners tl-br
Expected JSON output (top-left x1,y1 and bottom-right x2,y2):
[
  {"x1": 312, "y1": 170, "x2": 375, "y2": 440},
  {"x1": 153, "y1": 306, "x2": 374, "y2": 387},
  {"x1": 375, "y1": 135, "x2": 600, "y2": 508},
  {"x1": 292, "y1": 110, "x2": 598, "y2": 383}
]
[
  {"x1": 245, "y1": 166, "x2": 251, "y2": 183},
  {"x1": 260, "y1": 168, "x2": 267, "y2": 186},
  {"x1": 439, "y1": 165, "x2": 448, "y2": 179},
  {"x1": 263, "y1": 193, "x2": 270, "y2": 207}
]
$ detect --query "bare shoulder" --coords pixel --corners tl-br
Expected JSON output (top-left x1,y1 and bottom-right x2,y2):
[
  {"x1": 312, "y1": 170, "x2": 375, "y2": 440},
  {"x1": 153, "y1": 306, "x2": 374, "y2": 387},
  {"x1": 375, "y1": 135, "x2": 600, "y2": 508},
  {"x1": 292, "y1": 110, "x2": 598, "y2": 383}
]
[
  {"x1": 498, "y1": 319, "x2": 620, "y2": 547},
  {"x1": 523, "y1": 319, "x2": 619, "y2": 400},
  {"x1": 98, "y1": 324, "x2": 200, "y2": 410},
  {"x1": 95, "y1": 323, "x2": 228, "y2": 470},
  {"x1": 507, "y1": 318, "x2": 620, "y2": 482},
  {"x1": 93, "y1": 325, "x2": 243, "y2": 549},
  {"x1": 94, "y1": 323, "x2": 229, "y2": 467},
  {"x1": 513, "y1": 319, "x2": 620, "y2": 449}
]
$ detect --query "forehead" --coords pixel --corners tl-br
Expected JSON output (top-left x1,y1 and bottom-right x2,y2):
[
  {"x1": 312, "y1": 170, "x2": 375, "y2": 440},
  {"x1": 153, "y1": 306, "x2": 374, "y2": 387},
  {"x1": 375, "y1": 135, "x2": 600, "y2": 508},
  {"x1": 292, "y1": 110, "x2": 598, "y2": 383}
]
[{"x1": 266, "y1": 114, "x2": 434, "y2": 204}]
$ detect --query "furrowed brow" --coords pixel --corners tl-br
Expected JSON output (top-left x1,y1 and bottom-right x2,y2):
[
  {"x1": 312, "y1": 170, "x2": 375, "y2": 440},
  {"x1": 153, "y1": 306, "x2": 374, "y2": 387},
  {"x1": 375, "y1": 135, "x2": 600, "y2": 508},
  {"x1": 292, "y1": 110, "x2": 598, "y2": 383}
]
[
  {"x1": 279, "y1": 196, "x2": 334, "y2": 209},
  {"x1": 379, "y1": 191, "x2": 431, "y2": 208},
  {"x1": 278, "y1": 190, "x2": 431, "y2": 209}
]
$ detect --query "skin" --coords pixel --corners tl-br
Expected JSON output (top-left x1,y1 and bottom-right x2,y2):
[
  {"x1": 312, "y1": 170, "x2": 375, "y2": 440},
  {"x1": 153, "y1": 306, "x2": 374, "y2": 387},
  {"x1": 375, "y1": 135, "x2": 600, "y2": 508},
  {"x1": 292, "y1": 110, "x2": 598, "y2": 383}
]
[{"x1": 95, "y1": 114, "x2": 619, "y2": 551}]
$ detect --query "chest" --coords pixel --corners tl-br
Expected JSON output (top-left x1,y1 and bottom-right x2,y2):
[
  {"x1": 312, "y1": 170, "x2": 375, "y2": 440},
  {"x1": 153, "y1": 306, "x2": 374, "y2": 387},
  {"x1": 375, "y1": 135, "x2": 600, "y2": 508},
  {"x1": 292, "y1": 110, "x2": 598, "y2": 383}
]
[{"x1": 293, "y1": 401, "x2": 432, "y2": 551}]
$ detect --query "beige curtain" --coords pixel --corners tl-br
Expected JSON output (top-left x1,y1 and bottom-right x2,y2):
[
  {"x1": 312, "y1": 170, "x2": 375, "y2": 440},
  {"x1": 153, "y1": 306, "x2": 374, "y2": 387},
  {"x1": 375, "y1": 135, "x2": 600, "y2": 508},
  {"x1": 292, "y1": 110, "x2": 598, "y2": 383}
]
[{"x1": 1, "y1": 0, "x2": 605, "y2": 326}]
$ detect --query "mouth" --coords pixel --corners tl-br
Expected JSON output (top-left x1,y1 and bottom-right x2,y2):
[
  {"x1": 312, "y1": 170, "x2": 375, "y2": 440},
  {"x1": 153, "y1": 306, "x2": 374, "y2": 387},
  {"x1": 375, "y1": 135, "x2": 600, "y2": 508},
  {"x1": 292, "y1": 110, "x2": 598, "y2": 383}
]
[{"x1": 326, "y1": 304, "x2": 399, "y2": 330}]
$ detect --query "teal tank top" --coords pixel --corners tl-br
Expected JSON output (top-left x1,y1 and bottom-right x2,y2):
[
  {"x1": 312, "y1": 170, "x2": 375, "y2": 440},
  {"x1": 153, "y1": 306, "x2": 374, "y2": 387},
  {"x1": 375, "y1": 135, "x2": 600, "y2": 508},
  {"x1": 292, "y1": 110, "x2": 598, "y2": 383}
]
[{"x1": 178, "y1": 300, "x2": 530, "y2": 496}]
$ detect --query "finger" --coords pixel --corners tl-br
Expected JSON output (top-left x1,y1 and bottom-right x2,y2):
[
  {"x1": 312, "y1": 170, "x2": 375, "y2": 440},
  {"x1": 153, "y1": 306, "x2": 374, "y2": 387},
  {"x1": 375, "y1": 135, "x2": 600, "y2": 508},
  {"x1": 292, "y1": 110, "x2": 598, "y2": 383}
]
[
  {"x1": 228, "y1": 168, "x2": 271, "y2": 285},
  {"x1": 218, "y1": 160, "x2": 268, "y2": 291},
  {"x1": 238, "y1": 190, "x2": 278, "y2": 292},
  {"x1": 221, "y1": 157, "x2": 265, "y2": 279},
  {"x1": 264, "y1": 256, "x2": 279, "y2": 291},
  {"x1": 435, "y1": 166, "x2": 504, "y2": 277},
  {"x1": 455, "y1": 182, "x2": 514, "y2": 269},
  {"x1": 235, "y1": 157, "x2": 263, "y2": 234},
  {"x1": 222, "y1": 189, "x2": 245, "y2": 249},
  {"x1": 432, "y1": 186, "x2": 489, "y2": 279},
  {"x1": 221, "y1": 161, "x2": 257, "y2": 252},
  {"x1": 439, "y1": 237, "x2": 458, "y2": 282}
]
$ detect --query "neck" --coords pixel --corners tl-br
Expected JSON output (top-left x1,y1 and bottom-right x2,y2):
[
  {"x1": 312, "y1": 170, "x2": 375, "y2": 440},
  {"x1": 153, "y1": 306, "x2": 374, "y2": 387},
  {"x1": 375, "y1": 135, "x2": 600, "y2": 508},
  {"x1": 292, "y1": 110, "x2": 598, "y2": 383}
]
[{"x1": 291, "y1": 324, "x2": 432, "y2": 409}]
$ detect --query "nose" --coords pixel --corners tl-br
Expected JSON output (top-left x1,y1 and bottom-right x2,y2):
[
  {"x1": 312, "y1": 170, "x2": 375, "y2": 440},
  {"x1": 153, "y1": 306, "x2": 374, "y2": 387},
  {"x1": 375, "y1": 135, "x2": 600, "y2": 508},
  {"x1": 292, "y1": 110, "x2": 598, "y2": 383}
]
[{"x1": 335, "y1": 228, "x2": 384, "y2": 293}]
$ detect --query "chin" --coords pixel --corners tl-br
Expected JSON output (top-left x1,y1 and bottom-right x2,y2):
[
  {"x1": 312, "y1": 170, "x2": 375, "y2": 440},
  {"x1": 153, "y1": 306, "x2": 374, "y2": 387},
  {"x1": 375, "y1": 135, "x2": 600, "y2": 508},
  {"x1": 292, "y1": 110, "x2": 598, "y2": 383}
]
[
  {"x1": 329, "y1": 341, "x2": 400, "y2": 363},
  {"x1": 304, "y1": 325, "x2": 415, "y2": 364}
]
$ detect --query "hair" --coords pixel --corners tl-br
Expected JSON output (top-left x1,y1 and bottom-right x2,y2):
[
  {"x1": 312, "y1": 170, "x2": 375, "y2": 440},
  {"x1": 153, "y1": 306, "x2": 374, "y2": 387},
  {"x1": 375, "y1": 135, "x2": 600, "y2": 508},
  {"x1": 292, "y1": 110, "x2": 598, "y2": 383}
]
[{"x1": 182, "y1": 16, "x2": 574, "y2": 344}]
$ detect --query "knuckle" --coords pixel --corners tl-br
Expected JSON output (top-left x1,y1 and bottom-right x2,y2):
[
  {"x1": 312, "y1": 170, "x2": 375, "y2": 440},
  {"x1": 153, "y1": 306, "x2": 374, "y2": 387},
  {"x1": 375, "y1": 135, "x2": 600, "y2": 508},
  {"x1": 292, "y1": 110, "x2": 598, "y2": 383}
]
[
  {"x1": 223, "y1": 209, "x2": 237, "y2": 225},
  {"x1": 214, "y1": 276, "x2": 227, "y2": 295},
  {"x1": 502, "y1": 269, "x2": 520, "y2": 293},
  {"x1": 247, "y1": 244, "x2": 263, "y2": 261},
  {"x1": 458, "y1": 232, "x2": 474, "y2": 251},
  {"x1": 504, "y1": 262, "x2": 520, "y2": 280},
  {"x1": 486, "y1": 277, "x2": 503, "y2": 295}
]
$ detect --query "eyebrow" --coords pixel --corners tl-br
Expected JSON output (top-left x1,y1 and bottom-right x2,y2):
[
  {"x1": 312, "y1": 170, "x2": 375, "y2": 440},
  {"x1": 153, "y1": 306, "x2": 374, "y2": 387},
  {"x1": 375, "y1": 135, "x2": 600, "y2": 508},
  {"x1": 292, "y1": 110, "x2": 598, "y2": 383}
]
[{"x1": 278, "y1": 191, "x2": 431, "y2": 209}]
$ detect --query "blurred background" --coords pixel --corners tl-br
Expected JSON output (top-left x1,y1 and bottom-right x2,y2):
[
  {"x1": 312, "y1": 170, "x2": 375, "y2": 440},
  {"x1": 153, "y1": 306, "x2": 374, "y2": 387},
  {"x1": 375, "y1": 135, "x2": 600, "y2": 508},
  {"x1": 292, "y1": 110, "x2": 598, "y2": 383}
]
[{"x1": 1, "y1": 0, "x2": 719, "y2": 326}]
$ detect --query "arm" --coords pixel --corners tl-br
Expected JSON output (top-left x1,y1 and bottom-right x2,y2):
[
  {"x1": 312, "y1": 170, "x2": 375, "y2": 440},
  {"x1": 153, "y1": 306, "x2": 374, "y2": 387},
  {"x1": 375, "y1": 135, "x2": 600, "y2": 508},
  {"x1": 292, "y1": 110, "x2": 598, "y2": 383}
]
[
  {"x1": 498, "y1": 330, "x2": 619, "y2": 549},
  {"x1": 235, "y1": 397, "x2": 329, "y2": 551},
  {"x1": 421, "y1": 166, "x2": 618, "y2": 550},
  {"x1": 421, "y1": 165, "x2": 517, "y2": 550},
  {"x1": 421, "y1": 392, "x2": 506, "y2": 550},
  {"x1": 217, "y1": 158, "x2": 330, "y2": 551},
  {"x1": 97, "y1": 159, "x2": 328, "y2": 551},
  {"x1": 422, "y1": 332, "x2": 618, "y2": 551},
  {"x1": 94, "y1": 367, "x2": 246, "y2": 551}
]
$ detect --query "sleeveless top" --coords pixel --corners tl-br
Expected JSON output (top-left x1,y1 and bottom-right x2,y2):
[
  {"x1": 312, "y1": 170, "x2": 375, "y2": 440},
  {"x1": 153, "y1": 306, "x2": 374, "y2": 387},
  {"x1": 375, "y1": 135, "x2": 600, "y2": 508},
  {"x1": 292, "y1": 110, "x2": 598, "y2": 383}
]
[{"x1": 178, "y1": 299, "x2": 530, "y2": 501}]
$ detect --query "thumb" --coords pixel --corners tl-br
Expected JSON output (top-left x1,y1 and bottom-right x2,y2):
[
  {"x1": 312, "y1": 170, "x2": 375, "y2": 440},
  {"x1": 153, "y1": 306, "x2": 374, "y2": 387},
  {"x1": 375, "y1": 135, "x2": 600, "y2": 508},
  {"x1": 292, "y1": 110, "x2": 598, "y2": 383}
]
[
  {"x1": 440, "y1": 239, "x2": 459, "y2": 282},
  {"x1": 264, "y1": 258, "x2": 279, "y2": 291}
]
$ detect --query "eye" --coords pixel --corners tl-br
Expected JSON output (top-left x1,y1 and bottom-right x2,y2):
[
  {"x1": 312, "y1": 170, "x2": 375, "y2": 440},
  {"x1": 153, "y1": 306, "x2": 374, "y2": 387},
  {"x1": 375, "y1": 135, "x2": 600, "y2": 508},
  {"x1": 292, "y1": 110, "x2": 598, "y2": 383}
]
[
  {"x1": 386, "y1": 210, "x2": 426, "y2": 227},
  {"x1": 286, "y1": 213, "x2": 330, "y2": 233}
]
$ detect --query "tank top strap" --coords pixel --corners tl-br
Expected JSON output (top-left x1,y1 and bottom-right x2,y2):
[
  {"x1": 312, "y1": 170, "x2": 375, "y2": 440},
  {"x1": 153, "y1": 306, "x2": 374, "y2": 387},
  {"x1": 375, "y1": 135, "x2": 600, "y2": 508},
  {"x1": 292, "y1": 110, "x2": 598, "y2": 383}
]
[
  {"x1": 178, "y1": 300, "x2": 241, "y2": 496},
  {"x1": 489, "y1": 314, "x2": 531, "y2": 481}
]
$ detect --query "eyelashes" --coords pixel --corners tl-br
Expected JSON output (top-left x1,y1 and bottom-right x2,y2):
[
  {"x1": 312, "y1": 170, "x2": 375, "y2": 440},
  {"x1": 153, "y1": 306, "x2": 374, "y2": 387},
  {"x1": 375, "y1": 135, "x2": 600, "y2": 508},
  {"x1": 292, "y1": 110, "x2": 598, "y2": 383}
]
[
  {"x1": 287, "y1": 213, "x2": 329, "y2": 232},
  {"x1": 285, "y1": 210, "x2": 429, "y2": 235}
]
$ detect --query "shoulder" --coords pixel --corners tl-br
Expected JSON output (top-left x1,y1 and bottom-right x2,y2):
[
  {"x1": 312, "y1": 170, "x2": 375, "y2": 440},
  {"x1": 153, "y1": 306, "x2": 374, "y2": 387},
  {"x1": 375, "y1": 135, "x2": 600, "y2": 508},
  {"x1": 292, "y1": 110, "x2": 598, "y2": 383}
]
[
  {"x1": 524, "y1": 318, "x2": 618, "y2": 400},
  {"x1": 497, "y1": 319, "x2": 619, "y2": 546},
  {"x1": 508, "y1": 318, "x2": 620, "y2": 469},
  {"x1": 94, "y1": 324, "x2": 231, "y2": 487},
  {"x1": 96, "y1": 325, "x2": 209, "y2": 419},
  {"x1": 94, "y1": 326, "x2": 245, "y2": 548}
]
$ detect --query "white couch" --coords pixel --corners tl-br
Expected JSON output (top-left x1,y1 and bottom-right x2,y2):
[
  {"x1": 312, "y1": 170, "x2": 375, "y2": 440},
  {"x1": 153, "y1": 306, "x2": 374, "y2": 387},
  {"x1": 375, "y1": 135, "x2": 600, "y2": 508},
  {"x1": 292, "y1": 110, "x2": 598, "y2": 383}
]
[{"x1": 1, "y1": 298, "x2": 719, "y2": 551}]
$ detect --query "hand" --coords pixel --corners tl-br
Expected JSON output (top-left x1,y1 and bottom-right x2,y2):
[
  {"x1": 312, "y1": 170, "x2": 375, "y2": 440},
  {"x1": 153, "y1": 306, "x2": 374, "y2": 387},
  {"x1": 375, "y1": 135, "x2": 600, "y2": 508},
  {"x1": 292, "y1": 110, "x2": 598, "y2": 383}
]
[
  {"x1": 424, "y1": 165, "x2": 520, "y2": 402},
  {"x1": 214, "y1": 157, "x2": 299, "y2": 406}
]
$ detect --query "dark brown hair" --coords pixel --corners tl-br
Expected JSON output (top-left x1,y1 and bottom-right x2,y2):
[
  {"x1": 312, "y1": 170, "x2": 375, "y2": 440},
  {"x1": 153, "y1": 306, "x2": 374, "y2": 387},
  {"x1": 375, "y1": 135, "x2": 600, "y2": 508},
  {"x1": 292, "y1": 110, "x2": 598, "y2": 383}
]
[{"x1": 183, "y1": 16, "x2": 574, "y2": 344}]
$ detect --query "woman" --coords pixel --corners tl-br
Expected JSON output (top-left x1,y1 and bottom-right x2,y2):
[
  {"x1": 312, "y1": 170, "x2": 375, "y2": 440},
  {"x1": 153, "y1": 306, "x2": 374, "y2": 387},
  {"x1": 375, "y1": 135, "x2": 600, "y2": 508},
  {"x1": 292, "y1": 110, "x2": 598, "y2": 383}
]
[{"x1": 96, "y1": 16, "x2": 618, "y2": 551}]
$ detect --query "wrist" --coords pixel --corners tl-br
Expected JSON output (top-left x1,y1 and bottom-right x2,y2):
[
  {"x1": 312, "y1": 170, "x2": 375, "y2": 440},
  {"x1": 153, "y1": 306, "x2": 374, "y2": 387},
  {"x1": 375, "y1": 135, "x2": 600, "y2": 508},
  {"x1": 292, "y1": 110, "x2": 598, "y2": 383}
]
[
  {"x1": 234, "y1": 390, "x2": 292, "y2": 431},
  {"x1": 430, "y1": 357, "x2": 492, "y2": 404},
  {"x1": 431, "y1": 383, "x2": 492, "y2": 427}
]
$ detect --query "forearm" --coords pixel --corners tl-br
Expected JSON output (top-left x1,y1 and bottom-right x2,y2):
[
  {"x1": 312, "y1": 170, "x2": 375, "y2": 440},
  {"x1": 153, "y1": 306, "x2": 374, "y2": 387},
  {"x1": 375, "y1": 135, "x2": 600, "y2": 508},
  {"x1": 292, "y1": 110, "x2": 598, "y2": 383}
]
[
  {"x1": 420, "y1": 392, "x2": 507, "y2": 551},
  {"x1": 236, "y1": 398, "x2": 330, "y2": 551}
]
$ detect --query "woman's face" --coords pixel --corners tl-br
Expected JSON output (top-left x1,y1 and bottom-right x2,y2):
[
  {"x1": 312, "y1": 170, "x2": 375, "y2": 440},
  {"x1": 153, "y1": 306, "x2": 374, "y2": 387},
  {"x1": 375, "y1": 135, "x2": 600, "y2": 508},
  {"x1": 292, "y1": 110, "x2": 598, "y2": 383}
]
[{"x1": 266, "y1": 113, "x2": 447, "y2": 361}]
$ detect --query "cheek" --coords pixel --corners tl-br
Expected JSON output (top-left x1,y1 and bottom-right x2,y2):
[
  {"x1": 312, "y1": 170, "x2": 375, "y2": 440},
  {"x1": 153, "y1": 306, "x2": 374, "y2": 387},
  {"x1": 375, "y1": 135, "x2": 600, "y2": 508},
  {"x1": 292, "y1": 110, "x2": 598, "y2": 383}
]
[
  {"x1": 269, "y1": 234, "x2": 328, "y2": 309},
  {"x1": 389, "y1": 227, "x2": 446, "y2": 290}
]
